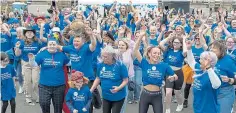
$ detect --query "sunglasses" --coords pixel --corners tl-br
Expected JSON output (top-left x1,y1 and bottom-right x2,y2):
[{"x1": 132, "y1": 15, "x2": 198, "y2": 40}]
[{"x1": 195, "y1": 38, "x2": 200, "y2": 40}]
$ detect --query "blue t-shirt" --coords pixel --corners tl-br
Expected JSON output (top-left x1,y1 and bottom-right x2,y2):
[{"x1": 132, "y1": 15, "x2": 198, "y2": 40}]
[
  {"x1": 227, "y1": 50, "x2": 236, "y2": 65},
  {"x1": 164, "y1": 48, "x2": 185, "y2": 67},
  {"x1": 32, "y1": 24, "x2": 50, "y2": 38},
  {"x1": 97, "y1": 62, "x2": 128, "y2": 101},
  {"x1": 140, "y1": 58, "x2": 175, "y2": 87},
  {"x1": 1, "y1": 64, "x2": 16, "y2": 101},
  {"x1": 148, "y1": 37, "x2": 158, "y2": 46},
  {"x1": 35, "y1": 50, "x2": 69, "y2": 86},
  {"x1": 21, "y1": 41, "x2": 42, "y2": 62},
  {"x1": 63, "y1": 44, "x2": 95, "y2": 80},
  {"x1": 0, "y1": 33, "x2": 12, "y2": 52},
  {"x1": 92, "y1": 41, "x2": 103, "y2": 70},
  {"x1": 66, "y1": 86, "x2": 92, "y2": 113},
  {"x1": 214, "y1": 55, "x2": 236, "y2": 88},
  {"x1": 192, "y1": 63, "x2": 220, "y2": 113},
  {"x1": 10, "y1": 28, "x2": 17, "y2": 39},
  {"x1": 192, "y1": 46, "x2": 204, "y2": 63},
  {"x1": 115, "y1": 13, "x2": 133, "y2": 27},
  {"x1": 227, "y1": 27, "x2": 236, "y2": 37}
]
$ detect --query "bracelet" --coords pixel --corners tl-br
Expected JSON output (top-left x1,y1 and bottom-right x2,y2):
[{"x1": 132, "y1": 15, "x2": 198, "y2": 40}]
[{"x1": 206, "y1": 67, "x2": 211, "y2": 70}]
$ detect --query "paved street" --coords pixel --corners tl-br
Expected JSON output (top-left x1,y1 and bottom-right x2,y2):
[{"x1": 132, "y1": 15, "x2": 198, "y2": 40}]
[{"x1": 6, "y1": 85, "x2": 236, "y2": 113}]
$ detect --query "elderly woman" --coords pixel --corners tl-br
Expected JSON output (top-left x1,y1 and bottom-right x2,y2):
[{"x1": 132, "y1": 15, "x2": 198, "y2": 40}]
[
  {"x1": 185, "y1": 37, "x2": 221, "y2": 113},
  {"x1": 134, "y1": 31, "x2": 177, "y2": 113},
  {"x1": 90, "y1": 45, "x2": 129, "y2": 113},
  {"x1": 35, "y1": 38, "x2": 69, "y2": 113},
  {"x1": 209, "y1": 40, "x2": 236, "y2": 113}
]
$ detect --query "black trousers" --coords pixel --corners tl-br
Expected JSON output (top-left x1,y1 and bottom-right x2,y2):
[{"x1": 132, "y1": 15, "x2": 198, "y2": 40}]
[
  {"x1": 1, "y1": 98, "x2": 15, "y2": 113},
  {"x1": 184, "y1": 83, "x2": 191, "y2": 99},
  {"x1": 103, "y1": 98, "x2": 125, "y2": 113},
  {"x1": 139, "y1": 89, "x2": 163, "y2": 113},
  {"x1": 38, "y1": 84, "x2": 65, "y2": 113}
]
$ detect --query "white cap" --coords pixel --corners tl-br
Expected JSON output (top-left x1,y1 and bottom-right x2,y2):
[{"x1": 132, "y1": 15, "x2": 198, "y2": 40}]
[{"x1": 52, "y1": 27, "x2": 60, "y2": 32}]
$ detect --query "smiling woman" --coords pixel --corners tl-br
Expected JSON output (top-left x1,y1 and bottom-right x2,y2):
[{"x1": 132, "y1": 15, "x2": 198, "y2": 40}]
[{"x1": 90, "y1": 45, "x2": 129, "y2": 113}]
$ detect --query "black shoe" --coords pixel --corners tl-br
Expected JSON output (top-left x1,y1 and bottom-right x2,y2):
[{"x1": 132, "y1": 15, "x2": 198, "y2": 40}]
[{"x1": 183, "y1": 99, "x2": 188, "y2": 108}]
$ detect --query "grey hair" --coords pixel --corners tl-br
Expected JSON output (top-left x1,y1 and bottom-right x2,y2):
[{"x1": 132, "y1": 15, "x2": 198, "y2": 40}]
[
  {"x1": 200, "y1": 51, "x2": 218, "y2": 67},
  {"x1": 98, "y1": 45, "x2": 119, "y2": 63}
]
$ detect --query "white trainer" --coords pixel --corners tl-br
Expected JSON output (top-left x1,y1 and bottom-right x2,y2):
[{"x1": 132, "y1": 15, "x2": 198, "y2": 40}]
[
  {"x1": 176, "y1": 104, "x2": 183, "y2": 112},
  {"x1": 18, "y1": 87, "x2": 23, "y2": 94},
  {"x1": 165, "y1": 109, "x2": 171, "y2": 113}
]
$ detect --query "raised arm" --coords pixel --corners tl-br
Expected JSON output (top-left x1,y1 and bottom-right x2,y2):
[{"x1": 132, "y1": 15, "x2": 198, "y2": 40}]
[
  {"x1": 134, "y1": 32, "x2": 145, "y2": 63},
  {"x1": 186, "y1": 39, "x2": 196, "y2": 70},
  {"x1": 109, "y1": 1, "x2": 117, "y2": 16},
  {"x1": 40, "y1": 23, "x2": 47, "y2": 42},
  {"x1": 87, "y1": 28, "x2": 97, "y2": 52}
]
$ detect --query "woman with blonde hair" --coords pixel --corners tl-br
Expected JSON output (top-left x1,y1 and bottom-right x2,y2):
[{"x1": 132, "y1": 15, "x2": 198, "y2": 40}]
[{"x1": 134, "y1": 31, "x2": 178, "y2": 113}]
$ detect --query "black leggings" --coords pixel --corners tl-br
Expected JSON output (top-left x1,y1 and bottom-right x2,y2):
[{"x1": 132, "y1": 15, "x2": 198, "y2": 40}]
[
  {"x1": 103, "y1": 98, "x2": 125, "y2": 113},
  {"x1": 1, "y1": 98, "x2": 16, "y2": 113},
  {"x1": 184, "y1": 83, "x2": 191, "y2": 99},
  {"x1": 139, "y1": 89, "x2": 163, "y2": 113},
  {"x1": 165, "y1": 69, "x2": 184, "y2": 90}
]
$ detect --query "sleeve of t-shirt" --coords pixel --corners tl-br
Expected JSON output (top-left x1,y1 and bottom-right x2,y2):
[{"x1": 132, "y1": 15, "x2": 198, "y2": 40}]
[
  {"x1": 115, "y1": 13, "x2": 120, "y2": 19},
  {"x1": 62, "y1": 53, "x2": 70, "y2": 65},
  {"x1": 35, "y1": 51, "x2": 43, "y2": 65},
  {"x1": 140, "y1": 58, "x2": 147, "y2": 69},
  {"x1": 11, "y1": 65, "x2": 16, "y2": 77},
  {"x1": 165, "y1": 63, "x2": 175, "y2": 77},
  {"x1": 62, "y1": 46, "x2": 72, "y2": 53},
  {"x1": 96, "y1": 63, "x2": 101, "y2": 78},
  {"x1": 65, "y1": 89, "x2": 75, "y2": 111},
  {"x1": 227, "y1": 62, "x2": 236, "y2": 78},
  {"x1": 120, "y1": 63, "x2": 128, "y2": 79}
]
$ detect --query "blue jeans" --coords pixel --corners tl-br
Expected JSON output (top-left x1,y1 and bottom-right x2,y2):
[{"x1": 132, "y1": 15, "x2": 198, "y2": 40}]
[
  {"x1": 16, "y1": 61, "x2": 23, "y2": 87},
  {"x1": 128, "y1": 66, "x2": 142, "y2": 101},
  {"x1": 217, "y1": 85, "x2": 235, "y2": 113}
]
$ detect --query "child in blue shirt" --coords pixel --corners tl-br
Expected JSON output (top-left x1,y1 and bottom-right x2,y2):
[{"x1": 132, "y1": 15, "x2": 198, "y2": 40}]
[
  {"x1": 1, "y1": 52, "x2": 16, "y2": 113},
  {"x1": 66, "y1": 70, "x2": 92, "y2": 113}
]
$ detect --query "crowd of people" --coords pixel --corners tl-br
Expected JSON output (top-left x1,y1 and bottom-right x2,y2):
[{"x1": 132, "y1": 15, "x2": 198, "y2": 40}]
[{"x1": 1, "y1": 1, "x2": 236, "y2": 113}]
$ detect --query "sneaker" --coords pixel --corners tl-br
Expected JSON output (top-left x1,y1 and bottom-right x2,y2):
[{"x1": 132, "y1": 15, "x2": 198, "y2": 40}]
[
  {"x1": 176, "y1": 104, "x2": 183, "y2": 112},
  {"x1": 165, "y1": 109, "x2": 171, "y2": 113},
  {"x1": 134, "y1": 100, "x2": 138, "y2": 104},
  {"x1": 25, "y1": 95, "x2": 31, "y2": 98},
  {"x1": 28, "y1": 102, "x2": 35, "y2": 106},
  {"x1": 36, "y1": 98, "x2": 39, "y2": 103},
  {"x1": 26, "y1": 98, "x2": 32, "y2": 103},
  {"x1": 172, "y1": 97, "x2": 177, "y2": 103},
  {"x1": 18, "y1": 87, "x2": 23, "y2": 94},
  {"x1": 128, "y1": 101, "x2": 133, "y2": 104},
  {"x1": 183, "y1": 99, "x2": 188, "y2": 108}
]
